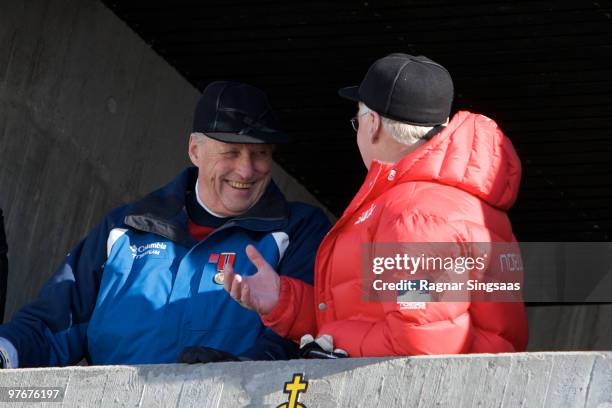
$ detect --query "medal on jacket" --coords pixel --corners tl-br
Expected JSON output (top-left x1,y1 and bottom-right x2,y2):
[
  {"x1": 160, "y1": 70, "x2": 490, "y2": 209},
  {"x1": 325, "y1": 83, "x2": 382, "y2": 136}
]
[{"x1": 209, "y1": 252, "x2": 236, "y2": 285}]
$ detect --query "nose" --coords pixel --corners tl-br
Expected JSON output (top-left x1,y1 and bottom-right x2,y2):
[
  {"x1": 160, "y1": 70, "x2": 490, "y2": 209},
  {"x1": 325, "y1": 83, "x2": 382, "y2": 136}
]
[{"x1": 235, "y1": 152, "x2": 255, "y2": 180}]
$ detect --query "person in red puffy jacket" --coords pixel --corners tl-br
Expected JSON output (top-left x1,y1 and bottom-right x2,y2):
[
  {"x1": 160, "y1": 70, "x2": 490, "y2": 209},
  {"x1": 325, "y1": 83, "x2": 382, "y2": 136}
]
[{"x1": 223, "y1": 53, "x2": 528, "y2": 357}]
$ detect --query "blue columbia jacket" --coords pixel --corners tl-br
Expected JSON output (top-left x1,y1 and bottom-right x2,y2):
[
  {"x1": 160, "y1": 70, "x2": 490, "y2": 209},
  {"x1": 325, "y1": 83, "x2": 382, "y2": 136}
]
[{"x1": 0, "y1": 168, "x2": 330, "y2": 367}]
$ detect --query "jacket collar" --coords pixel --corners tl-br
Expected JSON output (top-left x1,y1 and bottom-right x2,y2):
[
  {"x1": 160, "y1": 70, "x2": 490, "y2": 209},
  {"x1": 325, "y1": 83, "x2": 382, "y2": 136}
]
[
  {"x1": 343, "y1": 111, "x2": 521, "y2": 216},
  {"x1": 123, "y1": 167, "x2": 289, "y2": 244}
]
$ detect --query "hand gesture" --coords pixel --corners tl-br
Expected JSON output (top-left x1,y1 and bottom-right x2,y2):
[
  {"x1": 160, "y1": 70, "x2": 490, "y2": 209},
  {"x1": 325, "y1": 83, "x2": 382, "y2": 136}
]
[{"x1": 223, "y1": 244, "x2": 281, "y2": 315}]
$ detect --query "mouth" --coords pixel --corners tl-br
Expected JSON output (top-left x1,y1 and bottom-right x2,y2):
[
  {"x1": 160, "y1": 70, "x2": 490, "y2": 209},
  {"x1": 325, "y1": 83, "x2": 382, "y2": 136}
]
[{"x1": 227, "y1": 180, "x2": 255, "y2": 190}]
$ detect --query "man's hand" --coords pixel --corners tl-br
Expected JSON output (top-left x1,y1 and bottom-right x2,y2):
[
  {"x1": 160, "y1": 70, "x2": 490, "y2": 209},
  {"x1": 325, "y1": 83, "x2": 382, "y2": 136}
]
[{"x1": 223, "y1": 244, "x2": 281, "y2": 315}]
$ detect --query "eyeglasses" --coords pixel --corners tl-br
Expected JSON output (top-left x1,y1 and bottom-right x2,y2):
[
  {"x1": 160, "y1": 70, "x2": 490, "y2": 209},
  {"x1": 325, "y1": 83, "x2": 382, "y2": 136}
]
[{"x1": 350, "y1": 111, "x2": 370, "y2": 131}]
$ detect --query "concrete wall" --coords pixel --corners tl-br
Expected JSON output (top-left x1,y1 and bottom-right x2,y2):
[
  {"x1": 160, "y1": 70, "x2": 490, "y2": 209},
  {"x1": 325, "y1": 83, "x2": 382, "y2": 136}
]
[
  {"x1": 0, "y1": 0, "x2": 329, "y2": 320},
  {"x1": 0, "y1": 352, "x2": 610, "y2": 407}
]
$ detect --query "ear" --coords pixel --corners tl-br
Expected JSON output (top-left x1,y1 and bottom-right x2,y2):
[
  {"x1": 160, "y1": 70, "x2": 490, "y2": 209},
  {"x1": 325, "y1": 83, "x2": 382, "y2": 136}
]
[
  {"x1": 188, "y1": 134, "x2": 200, "y2": 166},
  {"x1": 369, "y1": 112, "x2": 382, "y2": 143}
]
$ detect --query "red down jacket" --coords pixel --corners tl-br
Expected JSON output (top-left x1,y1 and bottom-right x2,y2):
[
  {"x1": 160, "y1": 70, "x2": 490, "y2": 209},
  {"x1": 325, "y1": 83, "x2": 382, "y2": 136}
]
[{"x1": 262, "y1": 111, "x2": 529, "y2": 356}]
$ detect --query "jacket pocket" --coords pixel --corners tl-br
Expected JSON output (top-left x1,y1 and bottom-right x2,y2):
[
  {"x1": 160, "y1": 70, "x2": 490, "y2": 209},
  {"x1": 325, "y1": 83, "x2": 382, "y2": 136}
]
[
  {"x1": 330, "y1": 278, "x2": 384, "y2": 321},
  {"x1": 188, "y1": 274, "x2": 260, "y2": 332}
]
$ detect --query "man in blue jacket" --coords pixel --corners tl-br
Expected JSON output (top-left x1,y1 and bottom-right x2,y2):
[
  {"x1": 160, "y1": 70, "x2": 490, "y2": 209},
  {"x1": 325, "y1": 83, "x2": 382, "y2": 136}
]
[{"x1": 0, "y1": 81, "x2": 330, "y2": 368}]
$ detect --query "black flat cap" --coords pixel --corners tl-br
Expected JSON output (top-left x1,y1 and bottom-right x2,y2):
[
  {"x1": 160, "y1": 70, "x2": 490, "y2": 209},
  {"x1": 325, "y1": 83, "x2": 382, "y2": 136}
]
[
  {"x1": 339, "y1": 53, "x2": 454, "y2": 126},
  {"x1": 193, "y1": 81, "x2": 289, "y2": 144}
]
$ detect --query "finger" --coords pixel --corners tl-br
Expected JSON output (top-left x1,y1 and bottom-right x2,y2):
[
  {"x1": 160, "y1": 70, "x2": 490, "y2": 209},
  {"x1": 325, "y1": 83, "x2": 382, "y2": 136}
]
[
  {"x1": 223, "y1": 263, "x2": 236, "y2": 293},
  {"x1": 229, "y1": 273, "x2": 243, "y2": 301},
  {"x1": 240, "y1": 281, "x2": 249, "y2": 304},
  {"x1": 245, "y1": 244, "x2": 270, "y2": 271},
  {"x1": 240, "y1": 282, "x2": 254, "y2": 310}
]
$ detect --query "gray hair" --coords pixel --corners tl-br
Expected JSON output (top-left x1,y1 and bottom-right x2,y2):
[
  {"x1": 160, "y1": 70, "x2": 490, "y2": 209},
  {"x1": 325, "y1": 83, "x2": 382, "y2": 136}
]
[
  {"x1": 190, "y1": 132, "x2": 208, "y2": 144},
  {"x1": 359, "y1": 103, "x2": 438, "y2": 146}
]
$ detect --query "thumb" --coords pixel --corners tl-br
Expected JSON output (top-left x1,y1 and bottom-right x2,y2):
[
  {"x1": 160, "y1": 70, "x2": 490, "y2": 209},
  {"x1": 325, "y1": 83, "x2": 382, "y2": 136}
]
[
  {"x1": 223, "y1": 262, "x2": 236, "y2": 293},
  {"x1": 245, "y1": 244, "x2": 271, "y2": 272}
]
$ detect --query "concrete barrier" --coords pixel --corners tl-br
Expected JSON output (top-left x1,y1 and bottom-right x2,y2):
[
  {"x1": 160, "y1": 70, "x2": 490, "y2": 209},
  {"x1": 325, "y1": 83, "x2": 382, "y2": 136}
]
[{"x1": 0, "y1": 352, "x2": 610, "y2": 407}]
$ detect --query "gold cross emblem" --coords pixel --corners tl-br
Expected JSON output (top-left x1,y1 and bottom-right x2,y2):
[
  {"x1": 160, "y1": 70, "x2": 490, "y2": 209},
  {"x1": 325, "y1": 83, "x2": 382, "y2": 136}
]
[{"x1": 276, "y1": 373, "x2": 308, "y2": 408}]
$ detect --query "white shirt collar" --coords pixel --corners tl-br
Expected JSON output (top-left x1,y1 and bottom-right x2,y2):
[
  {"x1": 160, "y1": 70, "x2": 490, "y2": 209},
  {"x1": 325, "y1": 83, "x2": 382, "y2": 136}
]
[{"x1": 194, "y1": 179, "x2": 228, "y2": 219}]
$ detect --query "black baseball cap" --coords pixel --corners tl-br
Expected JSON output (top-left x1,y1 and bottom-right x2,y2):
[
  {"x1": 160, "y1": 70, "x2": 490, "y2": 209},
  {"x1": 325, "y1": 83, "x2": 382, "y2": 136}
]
[
  {"x1": 338, "y1": 53, "x2": 454, "y2": 126},
  {"x1": 193, "y1": 81, "x2": 289, "y2": 144}
]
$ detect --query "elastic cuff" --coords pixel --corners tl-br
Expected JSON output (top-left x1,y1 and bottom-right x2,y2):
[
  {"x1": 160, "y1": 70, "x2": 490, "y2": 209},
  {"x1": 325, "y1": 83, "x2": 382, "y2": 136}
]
[{"x1": 261, "y1": 276, "x2": 292, "y2": 326}]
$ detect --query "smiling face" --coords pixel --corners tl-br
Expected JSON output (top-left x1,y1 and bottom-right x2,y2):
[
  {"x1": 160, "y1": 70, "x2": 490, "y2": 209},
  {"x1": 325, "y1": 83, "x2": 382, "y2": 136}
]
[{"x1": 189, "y1": 134, "x2": 273, "y2": 217}]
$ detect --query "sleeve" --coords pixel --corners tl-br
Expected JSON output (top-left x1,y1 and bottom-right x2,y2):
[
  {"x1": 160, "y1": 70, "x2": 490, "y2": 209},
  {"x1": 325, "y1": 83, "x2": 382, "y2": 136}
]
[
  {"x1": 237, "y1": 327, "x2": 299, "y2": 360},
  {"x1": 0, "y1": 215, "x2": 113, "y2": 367},
  {"x1": 260, "y1": 275, "x2": 316, "y2": 342},
  {"x1": 317, "y1": 211, "x2": 475, "y2": 357},
  {"x1": 258, "y1": 206, "x2": 330, "y2": 349}
]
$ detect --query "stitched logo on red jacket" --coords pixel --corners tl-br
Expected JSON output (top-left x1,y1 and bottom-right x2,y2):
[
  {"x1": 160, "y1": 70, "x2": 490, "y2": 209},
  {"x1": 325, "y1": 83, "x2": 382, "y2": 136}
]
[{"x1": 355, "y1": 204, "x2": 376, "y2": 224}]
